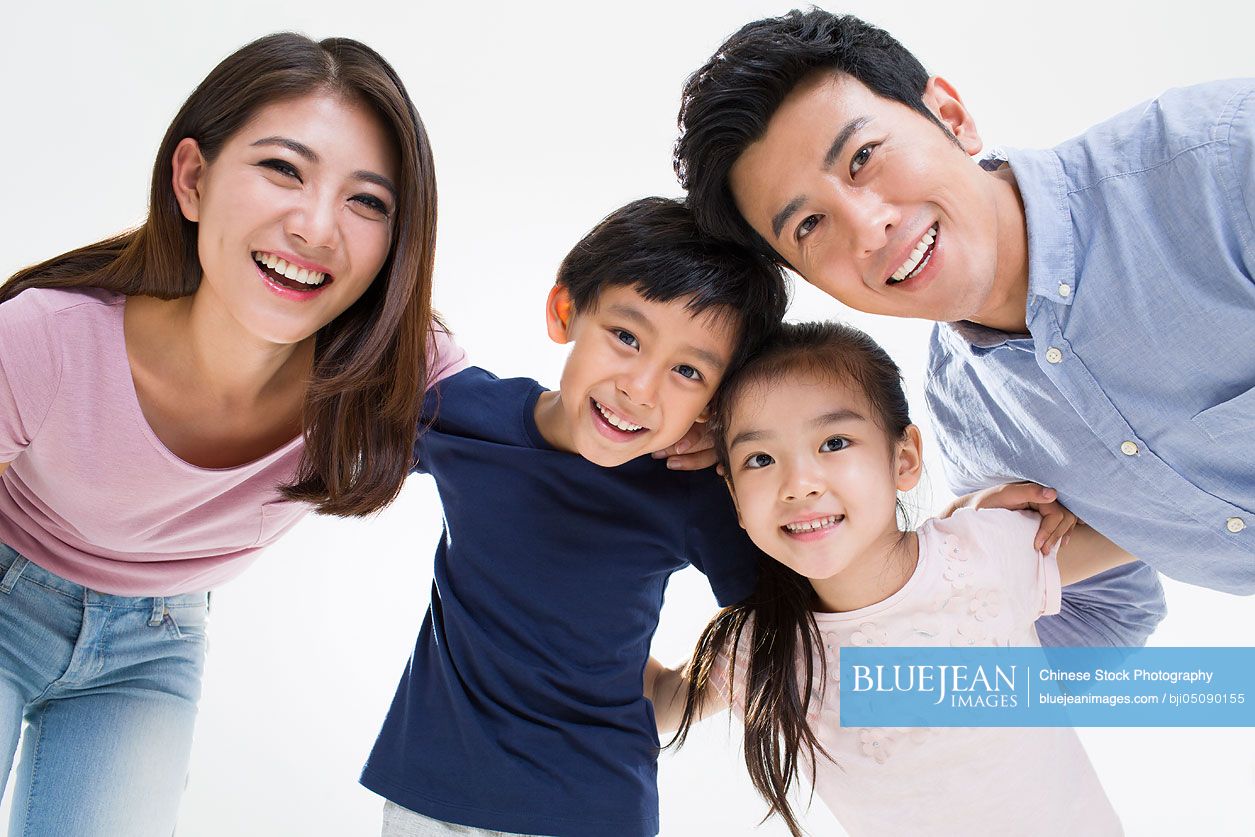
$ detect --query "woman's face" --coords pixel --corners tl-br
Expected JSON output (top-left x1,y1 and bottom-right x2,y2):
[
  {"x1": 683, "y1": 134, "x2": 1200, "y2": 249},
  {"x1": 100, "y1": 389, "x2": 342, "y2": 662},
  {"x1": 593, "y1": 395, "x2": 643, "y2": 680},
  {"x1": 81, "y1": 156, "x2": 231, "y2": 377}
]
[{"x1": 174, "y1": 91, "x2": 400, "y2": 346}]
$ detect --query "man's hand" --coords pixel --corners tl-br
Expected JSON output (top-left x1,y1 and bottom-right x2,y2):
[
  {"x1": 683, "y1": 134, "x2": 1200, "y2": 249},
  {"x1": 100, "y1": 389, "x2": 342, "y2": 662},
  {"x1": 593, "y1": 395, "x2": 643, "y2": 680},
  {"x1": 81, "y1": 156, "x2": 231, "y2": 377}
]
[
  {"x1": 942, "y1": 482, "x2": 1077, "y2": 553},
  {"x1": 651, "y1": 422, "x2": 718, "y2": 471}
]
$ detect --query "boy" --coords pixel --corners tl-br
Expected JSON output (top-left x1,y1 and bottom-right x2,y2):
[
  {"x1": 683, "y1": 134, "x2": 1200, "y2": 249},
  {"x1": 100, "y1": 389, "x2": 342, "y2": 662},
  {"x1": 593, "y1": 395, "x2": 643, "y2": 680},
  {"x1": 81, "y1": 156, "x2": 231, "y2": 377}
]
[{"x1": 361, "y1": 197, "x2": 788, "y2": 836}]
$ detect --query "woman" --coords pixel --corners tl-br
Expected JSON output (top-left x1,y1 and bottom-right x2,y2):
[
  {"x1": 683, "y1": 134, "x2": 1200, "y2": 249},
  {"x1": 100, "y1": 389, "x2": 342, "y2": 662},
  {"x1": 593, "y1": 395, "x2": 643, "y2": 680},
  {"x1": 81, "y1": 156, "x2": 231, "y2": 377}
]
[{"x1": 0, "y1": 33, "x2": 462, "y2": 836}]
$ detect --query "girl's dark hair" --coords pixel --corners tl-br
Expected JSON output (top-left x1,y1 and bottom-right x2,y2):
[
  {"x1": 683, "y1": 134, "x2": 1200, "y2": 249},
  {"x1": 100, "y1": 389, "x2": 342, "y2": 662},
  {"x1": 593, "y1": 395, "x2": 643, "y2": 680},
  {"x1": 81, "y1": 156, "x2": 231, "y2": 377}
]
[
  {"x1": 1, "y1": 33, "x2": 439, "y2": 517},
  {"x1": 674, "y1": 9, "x2": 947, "y2": 260},
  {"x1": 672, "y1": 320, "x2": 913, "y2": 837}
]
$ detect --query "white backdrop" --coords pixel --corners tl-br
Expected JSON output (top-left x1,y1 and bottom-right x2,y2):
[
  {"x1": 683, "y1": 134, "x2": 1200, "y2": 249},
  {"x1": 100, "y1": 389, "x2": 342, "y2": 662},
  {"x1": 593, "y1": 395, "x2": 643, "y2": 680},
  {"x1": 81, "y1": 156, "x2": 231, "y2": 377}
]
[{"x1": 2, "y1": 1, "x2": 1253, "y2": 835}]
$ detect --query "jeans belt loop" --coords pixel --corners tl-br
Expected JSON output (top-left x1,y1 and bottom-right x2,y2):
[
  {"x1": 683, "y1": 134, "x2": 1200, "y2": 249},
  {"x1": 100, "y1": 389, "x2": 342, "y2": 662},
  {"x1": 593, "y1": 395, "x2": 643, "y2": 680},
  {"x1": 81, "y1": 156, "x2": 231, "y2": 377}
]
[
  {"x1": 149, "y1": 596, "x2": 166, "y2": 626},
  {"x1": 0, "y1": 555, "x2": 29, "y2": 594}
]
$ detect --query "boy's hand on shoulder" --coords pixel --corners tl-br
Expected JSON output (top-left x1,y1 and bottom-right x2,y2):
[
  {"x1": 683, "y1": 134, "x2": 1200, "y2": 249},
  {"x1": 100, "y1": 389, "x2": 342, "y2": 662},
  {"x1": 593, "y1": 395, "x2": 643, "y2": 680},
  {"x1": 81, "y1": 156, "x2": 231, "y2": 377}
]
[
  {"x1": 942, "y1": 482, "x2": 1078, "y2": 553},
  {"x1": 651, "y1": 423, "x2": 718, "y2": 471}
]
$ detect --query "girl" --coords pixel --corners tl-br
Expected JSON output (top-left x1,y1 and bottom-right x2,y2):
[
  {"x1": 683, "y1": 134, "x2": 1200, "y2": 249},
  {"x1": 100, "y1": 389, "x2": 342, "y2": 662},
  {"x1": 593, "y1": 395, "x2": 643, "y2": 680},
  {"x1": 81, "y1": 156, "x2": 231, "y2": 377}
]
[
  {"x1": 0, "y1": 34, "x2": 464, "y2": 836},
  {"x1": 649, "y1": 321, "x2": 1128, "y2": 836}
]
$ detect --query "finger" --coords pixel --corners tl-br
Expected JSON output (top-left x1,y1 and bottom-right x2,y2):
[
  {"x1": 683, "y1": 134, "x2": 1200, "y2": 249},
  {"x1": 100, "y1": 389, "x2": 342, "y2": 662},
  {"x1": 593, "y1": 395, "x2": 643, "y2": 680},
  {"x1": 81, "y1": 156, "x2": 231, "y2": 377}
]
[
  {"x1": 666, "y1": 448, "x2": 719, "y2": 471},
  {"x1": 1033, "y1": 512, "x2": 1060, "y2": 551},
  {"x1": 1042, "y1": 513, "x2": 1077, "y2": 553}
]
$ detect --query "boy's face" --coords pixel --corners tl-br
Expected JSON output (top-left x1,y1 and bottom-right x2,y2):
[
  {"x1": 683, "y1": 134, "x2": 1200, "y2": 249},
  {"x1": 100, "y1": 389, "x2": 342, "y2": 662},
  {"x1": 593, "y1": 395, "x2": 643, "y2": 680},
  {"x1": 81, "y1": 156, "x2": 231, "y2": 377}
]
[
  {"x1": 544, "y1": 284, "x2": 737, "y2": 468},
  {"x1": 727, "y1": 72, "x2": 1020, "y2": 325}
]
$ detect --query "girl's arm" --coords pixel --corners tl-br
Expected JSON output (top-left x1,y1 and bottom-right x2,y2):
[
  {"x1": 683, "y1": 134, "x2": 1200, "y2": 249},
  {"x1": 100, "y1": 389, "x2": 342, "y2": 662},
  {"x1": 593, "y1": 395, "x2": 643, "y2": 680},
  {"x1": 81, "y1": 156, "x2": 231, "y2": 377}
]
[
  {"x1": 1054, "y1": 522, "x2": 1138, "y2": 586},
  {"x1": 645, "y1": 655, "x2": 729, "y2": 735}
]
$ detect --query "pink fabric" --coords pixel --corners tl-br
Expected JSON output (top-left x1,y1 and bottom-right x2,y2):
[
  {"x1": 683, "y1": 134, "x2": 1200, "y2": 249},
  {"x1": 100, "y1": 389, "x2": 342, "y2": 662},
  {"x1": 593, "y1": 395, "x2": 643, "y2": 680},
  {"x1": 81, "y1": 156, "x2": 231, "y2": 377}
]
[
  {"x1": 714, "y1": 509, "x2": 1121, "y2": 836},
  {"x1": 0, "y1": 287, "x2": 467, "y2": 595}
]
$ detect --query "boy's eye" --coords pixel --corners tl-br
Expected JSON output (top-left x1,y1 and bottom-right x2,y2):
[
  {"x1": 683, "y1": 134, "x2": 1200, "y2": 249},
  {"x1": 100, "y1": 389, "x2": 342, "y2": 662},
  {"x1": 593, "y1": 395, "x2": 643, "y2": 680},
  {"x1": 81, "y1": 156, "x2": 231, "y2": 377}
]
[
  {"x1": 673, "y1": 364, "x2": 703, "y2": 382},
  {"x1": 743, "y1": 452, "x2": 774, "y2": 469},
  {"x1": 351, "y1": 193, "x2": 391, "y2": 219},
  {"x1": 796, "y1": 214, "x2": 821, "y2": 241},
  {"x1": 614, "y1": 329, "x2": 640, "y2": 350},
  {"x1": 820, "y1": 436, "x2": 849, "y2": 453},
  {"x1": 259, "y1": 158, "x2": 301, "y2": 181},
  {"x1": 850, "y1": 144, "x2": 874, "y2": 177}
]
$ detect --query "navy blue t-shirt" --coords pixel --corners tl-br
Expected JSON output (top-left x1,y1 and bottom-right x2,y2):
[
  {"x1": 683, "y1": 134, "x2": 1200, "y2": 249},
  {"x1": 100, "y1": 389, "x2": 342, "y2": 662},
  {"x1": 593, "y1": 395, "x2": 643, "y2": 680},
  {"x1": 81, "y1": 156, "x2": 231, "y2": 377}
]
[{"x1": 361, "y1": 367, "x2": 758, "y2": 837}]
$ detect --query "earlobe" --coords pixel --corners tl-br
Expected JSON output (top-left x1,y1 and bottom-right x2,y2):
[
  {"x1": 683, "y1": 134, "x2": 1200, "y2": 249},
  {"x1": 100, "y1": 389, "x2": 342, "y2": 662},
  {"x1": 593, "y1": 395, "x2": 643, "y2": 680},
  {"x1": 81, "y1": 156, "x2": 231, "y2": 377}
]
[
  {"x1": 545, "y1": 285, "x2": 574, "y2": 344},
  {"x1": 922, "y1": 76, "x2": 983, "y2": 157},
  {"x1": 170, "y1": 137, "x2": 207, "y2": 223}
]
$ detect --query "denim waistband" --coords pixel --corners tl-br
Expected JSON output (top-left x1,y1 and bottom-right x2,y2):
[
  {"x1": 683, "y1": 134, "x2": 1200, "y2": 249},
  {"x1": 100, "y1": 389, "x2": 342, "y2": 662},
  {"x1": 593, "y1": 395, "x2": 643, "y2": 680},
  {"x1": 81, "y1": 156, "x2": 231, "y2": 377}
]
[{"x1": 0, "y1": 541, "x2": 209, "y2": 607}]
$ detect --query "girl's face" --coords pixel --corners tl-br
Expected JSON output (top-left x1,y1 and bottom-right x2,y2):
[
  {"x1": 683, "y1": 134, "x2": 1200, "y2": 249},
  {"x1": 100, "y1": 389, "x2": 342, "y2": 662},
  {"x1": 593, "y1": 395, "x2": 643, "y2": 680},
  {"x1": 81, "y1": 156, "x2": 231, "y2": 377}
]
[
  {"x1": 172, "y1": 91, "x2": 400, "y2": 346},
  {"x1": 723, "y1": 371, "x2": 921, "y2": 583}
]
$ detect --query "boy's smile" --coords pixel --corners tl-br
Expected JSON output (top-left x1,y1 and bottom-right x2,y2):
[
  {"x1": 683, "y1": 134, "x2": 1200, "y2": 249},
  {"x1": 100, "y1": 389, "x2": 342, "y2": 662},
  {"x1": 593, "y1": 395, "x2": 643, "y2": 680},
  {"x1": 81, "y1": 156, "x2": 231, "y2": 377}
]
[{"x1": 535, "y1": 284, "x2": 736, "y2": 468}]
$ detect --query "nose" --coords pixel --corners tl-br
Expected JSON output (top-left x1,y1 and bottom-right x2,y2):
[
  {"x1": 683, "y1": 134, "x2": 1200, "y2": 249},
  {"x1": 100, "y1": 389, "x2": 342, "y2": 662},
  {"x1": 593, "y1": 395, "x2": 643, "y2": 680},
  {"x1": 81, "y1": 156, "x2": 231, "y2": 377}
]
[
  {"x1": 780, "y1": 458, "x2": 826, "y2": 503},
  {"x1": 840, "y1": 189, "x2": 899, "y2": 260},
  {"x1": 616, "y1": 366, "x2": 661, "y2": 409},
  {"x1": 285, "y1": 188, "x2": 338, "y2": 251}
]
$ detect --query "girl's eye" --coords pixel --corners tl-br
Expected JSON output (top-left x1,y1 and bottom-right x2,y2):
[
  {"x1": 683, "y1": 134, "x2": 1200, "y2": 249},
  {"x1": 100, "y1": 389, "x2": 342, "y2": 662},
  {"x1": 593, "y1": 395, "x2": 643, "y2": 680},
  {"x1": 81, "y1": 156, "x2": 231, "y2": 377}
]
[
  {"x1": 614, "y1": 329, "x2": 640, "y2": 350},
  {"x1": 673, "y1": 364, "x2": 703, "y2": 382},
  {"x1": 259, "y1": 159, "x2": 301, "y2": 180},
  {"x1": 796, "y1": 214, "x2": 821, "y2": 241},
  {"x1": 820, "y1": 436, "x2": 849, "y2": 453},
  {"x1": 850, "y1": 144, "x2": 874, "y2": 177},
  {"x1": 351, "y1": 193, "x2": 391, "y2": 218},
  {"x1": 743, "y1": 452, "x2": 774, "y2": 470}
]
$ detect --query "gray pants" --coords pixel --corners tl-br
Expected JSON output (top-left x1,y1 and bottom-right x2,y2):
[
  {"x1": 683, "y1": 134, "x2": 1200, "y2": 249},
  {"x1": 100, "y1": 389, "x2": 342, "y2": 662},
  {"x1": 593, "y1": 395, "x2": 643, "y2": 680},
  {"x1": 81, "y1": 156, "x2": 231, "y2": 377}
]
[{"x1": 381, "y1": 801, "x2": 547, "y2": 837}]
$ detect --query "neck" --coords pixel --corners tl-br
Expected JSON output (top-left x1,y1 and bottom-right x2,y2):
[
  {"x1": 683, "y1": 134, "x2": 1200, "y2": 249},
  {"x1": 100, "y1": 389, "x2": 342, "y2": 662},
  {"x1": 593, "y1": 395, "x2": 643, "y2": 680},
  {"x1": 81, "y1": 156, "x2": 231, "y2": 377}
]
[
  {"x1": 966, "y1": 164, "x2": 1030, "y2": 334},
  {"x1": 809, "y1": 528, "x2": 919, "y2": 613},
  {"x1": 533, "y1": 390, "x2": 577, "y2": 454}
]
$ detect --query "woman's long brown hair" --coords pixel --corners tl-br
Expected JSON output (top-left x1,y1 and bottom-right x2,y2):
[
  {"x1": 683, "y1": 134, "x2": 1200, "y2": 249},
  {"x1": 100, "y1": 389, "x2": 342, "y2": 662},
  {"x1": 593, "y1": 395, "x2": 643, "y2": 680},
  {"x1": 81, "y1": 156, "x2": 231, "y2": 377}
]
[
  {"x1": 671, "y1": 321, "x2": 916, "y2": 836},
  {"x1": 1, "y1": 34, "x2": 438, "y2": 516}
]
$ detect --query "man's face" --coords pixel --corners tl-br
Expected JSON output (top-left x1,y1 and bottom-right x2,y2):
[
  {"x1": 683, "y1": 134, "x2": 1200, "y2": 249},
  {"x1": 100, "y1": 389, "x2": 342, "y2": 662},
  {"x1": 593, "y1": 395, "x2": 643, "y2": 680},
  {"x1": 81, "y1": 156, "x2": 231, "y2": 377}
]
[{"x1": 728, "y1": 72, "x2": 1021, "y2": 324}]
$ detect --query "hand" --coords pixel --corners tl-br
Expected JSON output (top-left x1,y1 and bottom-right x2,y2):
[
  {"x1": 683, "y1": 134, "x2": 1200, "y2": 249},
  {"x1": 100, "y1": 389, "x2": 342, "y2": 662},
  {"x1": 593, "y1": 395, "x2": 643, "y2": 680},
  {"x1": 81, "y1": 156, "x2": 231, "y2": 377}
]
[
  {"x1": 651, "y1": 422, "x2": 717, "y2": 471},
  {"x1": 941, "y1": 482, "x2": 1078, "y2": 553}
]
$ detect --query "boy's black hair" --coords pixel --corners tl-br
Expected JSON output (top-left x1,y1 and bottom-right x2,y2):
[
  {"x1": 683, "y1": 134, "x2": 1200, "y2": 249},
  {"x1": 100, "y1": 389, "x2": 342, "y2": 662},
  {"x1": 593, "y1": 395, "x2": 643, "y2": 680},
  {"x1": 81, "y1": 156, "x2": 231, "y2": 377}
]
[
  {"x1": 556, "y1": 196, "x2": 789, "y2": 374},
  {"x1": 674, "y1": 9, "x2": 948, "y2": 258}
]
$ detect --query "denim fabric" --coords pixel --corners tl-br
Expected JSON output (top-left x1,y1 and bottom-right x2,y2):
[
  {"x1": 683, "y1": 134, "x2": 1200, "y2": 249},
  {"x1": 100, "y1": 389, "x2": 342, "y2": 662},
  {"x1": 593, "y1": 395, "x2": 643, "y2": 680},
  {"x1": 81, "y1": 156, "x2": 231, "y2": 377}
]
[
  {"x1": 926, "y1": 80, "x2": 1255, "y2": 644},
  {"x1": 0, "y1": 542, "x2": 208, "y2": 837}
]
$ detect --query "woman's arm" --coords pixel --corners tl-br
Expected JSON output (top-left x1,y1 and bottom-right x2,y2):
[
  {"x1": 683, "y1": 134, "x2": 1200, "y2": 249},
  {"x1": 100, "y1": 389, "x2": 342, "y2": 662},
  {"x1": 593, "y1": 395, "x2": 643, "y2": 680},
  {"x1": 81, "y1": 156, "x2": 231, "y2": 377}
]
[{"x1": 645, "y1": 655, "x2": 729, "y2": 735}]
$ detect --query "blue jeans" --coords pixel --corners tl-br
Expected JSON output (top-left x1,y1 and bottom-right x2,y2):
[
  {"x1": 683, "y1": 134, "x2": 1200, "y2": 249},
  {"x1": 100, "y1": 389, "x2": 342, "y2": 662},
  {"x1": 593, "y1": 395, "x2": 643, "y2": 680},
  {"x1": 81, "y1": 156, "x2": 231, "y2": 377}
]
[{"x1": 0, "y1": 542, "x2": 209, "y2": 837}]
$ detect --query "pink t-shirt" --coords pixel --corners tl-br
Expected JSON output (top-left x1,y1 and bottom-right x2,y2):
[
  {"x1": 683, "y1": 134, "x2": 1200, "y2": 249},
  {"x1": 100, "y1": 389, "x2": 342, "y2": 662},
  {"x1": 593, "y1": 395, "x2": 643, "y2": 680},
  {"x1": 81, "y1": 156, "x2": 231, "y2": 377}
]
[
  {"x1": 716, "y1": 508, "x2": 1122, "y2": 837},
  {"x1": 0, "y1": 287, "x2": 467, "y2": 596}
]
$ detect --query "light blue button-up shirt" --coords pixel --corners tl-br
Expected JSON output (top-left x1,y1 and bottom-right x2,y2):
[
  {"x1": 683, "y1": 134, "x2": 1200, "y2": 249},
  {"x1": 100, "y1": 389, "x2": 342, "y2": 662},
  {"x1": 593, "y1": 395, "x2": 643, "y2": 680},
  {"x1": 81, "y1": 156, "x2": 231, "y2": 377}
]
[{"x1": 926, "y1": 80, "x2": 1254, "y2": 646}]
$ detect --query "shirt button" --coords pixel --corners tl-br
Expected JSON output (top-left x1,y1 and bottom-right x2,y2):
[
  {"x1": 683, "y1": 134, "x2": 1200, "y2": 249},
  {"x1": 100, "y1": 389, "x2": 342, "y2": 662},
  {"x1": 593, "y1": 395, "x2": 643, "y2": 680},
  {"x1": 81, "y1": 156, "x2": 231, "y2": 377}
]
[
  {"x1": 1227, "y1": 517, "x2": 1246, "y2": 534},
  {"x1": 1045, "y1": 347, "x2": 1063, "y2": 364},
  {"x1": 1058, "y1": 283, "x2": 1071, "y2": 297},
  {"x1": 1120, "y1": 441, "x2": 1139, "y2": 456}
]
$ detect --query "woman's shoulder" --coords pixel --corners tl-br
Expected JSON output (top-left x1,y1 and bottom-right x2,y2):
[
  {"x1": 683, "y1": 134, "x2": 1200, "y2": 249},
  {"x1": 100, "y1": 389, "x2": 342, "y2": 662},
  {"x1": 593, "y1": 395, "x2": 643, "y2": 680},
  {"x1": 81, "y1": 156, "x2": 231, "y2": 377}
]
[{"x1": 2, "y1": 286, "x2": 122, "y2": 317}]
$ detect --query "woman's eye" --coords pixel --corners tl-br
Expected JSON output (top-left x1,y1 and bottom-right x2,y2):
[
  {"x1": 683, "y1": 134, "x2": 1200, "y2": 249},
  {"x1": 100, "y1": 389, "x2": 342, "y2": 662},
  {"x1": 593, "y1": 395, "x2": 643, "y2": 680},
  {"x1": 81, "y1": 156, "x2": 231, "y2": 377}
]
[
  {"x1": 673, "y1": 364, "x2": 703, "y2": 382},
  {"x1": 796, "y1": 214, "x2": 821, "y2": 241},
  {"x1": 820, "y1": 436, "x2": 849, "y2": 453},
  {"x1": 614, "y1": 329, "x2": 640, "y2": 350},
  {"x1": 259, "y1": 159, "x2": 301, "y2": 180},
  {"x1": 850, "y1": 144, "x2": 874, "y2": 176},
  {"x1": 351, "y1": 194, "x2": 391, "y2": 218},
  {"x1": 744, "y1": 453, "x2": 774, "y2": 469}
]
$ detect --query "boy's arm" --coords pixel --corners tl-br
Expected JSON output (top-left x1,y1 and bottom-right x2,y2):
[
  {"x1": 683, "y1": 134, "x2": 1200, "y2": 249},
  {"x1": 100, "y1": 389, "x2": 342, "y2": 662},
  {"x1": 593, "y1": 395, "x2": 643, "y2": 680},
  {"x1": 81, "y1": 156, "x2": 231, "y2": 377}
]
[
  {"x1": 1054, "y1": 522, "x2": 1137, "y2": 587},
  {"x1": 645, "y1": 656, "x2": 729, "y2": 735}
]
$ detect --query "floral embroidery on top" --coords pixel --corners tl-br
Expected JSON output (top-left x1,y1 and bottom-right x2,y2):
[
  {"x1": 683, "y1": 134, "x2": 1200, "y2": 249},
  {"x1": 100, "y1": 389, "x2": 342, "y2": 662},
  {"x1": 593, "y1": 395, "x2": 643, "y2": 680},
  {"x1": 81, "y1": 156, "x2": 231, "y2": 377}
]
[{"x1": 850, "y1": 623, "x2": 887, "y2": 647}]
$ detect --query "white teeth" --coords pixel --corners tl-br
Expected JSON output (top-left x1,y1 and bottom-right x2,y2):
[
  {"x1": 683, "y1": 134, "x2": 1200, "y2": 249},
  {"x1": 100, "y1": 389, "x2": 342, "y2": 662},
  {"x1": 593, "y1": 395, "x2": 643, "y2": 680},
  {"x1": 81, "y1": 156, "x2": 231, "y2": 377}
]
[
  {"x1": 595, "y1": 400, "x2": 644, "y2": 432},
  {"x1": 252, "y1": 252, "x2": 327, "y2": 286},
  {"x1": 783, "y1": 515, "x2": 840, "y2": 533},
  {"x1": 888, "y1": 224, "x2": 938, "y2": 284}
]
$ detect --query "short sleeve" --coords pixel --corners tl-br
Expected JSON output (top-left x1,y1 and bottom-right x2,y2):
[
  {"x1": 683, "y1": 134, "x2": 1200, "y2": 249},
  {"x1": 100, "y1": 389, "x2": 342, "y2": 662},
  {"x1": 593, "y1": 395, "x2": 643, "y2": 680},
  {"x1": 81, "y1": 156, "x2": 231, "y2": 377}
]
[
  {"x1": 683, "y1": 470, "x2": 759, "y2": 606},
  {"x1": 425, "y1": 323, "x2": 469, "y2": 390},
  {"x1": 0, "y1": 292, "x2": 64, "y2": 461},
  {"x1": 954, "y1": 508, "x2": 1062, "y2": 621}
]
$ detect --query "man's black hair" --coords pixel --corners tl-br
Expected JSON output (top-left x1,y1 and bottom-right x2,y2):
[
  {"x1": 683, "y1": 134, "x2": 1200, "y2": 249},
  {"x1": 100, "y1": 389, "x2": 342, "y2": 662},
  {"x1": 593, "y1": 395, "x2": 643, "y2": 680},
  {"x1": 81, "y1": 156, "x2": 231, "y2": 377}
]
[
  {"x1": 556, "y1": 196, "x2": 788, "y2": 375},
  {"x1": 674, "y1": 9, "x2": 945, "y2": 258}
]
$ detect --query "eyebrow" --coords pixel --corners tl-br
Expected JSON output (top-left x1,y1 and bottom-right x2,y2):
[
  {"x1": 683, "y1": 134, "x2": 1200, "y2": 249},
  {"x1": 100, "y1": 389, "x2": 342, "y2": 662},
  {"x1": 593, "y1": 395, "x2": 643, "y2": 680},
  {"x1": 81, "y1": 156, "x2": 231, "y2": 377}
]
[
  {"x1": 727, "y1": 408, "x2": 868, "y2": 451},
  {"x1": 251, "y1": 136, "x2": 398, "y2": 201},
  {"x1": 605, "y1": 302, "x2": 728, "y2": 374},
  {"x1": 768, "y1": 115, "x2": 871, "y2": 242}
]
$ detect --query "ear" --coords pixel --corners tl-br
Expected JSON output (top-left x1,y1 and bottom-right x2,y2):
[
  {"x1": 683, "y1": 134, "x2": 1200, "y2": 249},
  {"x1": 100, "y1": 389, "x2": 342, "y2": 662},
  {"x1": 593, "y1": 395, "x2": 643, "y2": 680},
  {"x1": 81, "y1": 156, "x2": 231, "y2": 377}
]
[
  {"x1": 545, "y1": 284, "x2": 574, "y2": 344},
  {"x1": 921, "y1": 76, "x2": 983, "y2": 157},
  {"x1": 170, "y1": 137, "x2": 208, "y2": 223},
  {"x1": 894, "y1": 424, "x2": 925, "y2": 492},
  {"x1": 694, "y1": 402, "x2": 713, "y2": 424}
]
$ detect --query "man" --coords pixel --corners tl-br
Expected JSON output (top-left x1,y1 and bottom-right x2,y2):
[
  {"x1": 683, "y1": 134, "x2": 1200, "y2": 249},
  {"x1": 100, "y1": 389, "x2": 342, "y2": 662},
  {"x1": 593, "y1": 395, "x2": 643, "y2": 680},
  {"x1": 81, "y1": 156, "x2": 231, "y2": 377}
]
[{"x1": 674, "y1": 9, "x2": 1254, "y2": 645}]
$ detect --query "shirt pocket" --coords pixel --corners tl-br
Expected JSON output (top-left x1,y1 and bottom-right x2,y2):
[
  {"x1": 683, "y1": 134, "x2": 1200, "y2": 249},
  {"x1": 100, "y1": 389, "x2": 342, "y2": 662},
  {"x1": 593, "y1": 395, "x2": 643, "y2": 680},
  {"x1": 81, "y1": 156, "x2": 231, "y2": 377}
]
[{"x1": 1191, "y1": 385, "x2": 1255, "y2": 441}]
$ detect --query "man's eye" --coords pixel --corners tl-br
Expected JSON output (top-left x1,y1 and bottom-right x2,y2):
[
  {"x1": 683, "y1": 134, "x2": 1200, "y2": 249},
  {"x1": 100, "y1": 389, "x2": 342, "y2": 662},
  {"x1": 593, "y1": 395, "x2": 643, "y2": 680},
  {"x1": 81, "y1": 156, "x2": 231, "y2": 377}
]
[
  {"x1": 850, "y1": 144, "x2": 874, "y2": 176},
  {"x1": 820, "y1": 436, "x2": 849, "y2": 453},
  {"x1": 259, "y1": 159, "x2": 301, "y2": 180},
  {"x1": 744, "y1": 453, "x2": 774, "y2": 469},
  {"x1": 674, "y1": 364, "x2": 703, "y2": 382},
  {"x1": 797, "y1": 214, "x2": 821, "y2": 241},
  {"x1": 614, "y1": 329, "x2": 640, "y2": 350}
]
